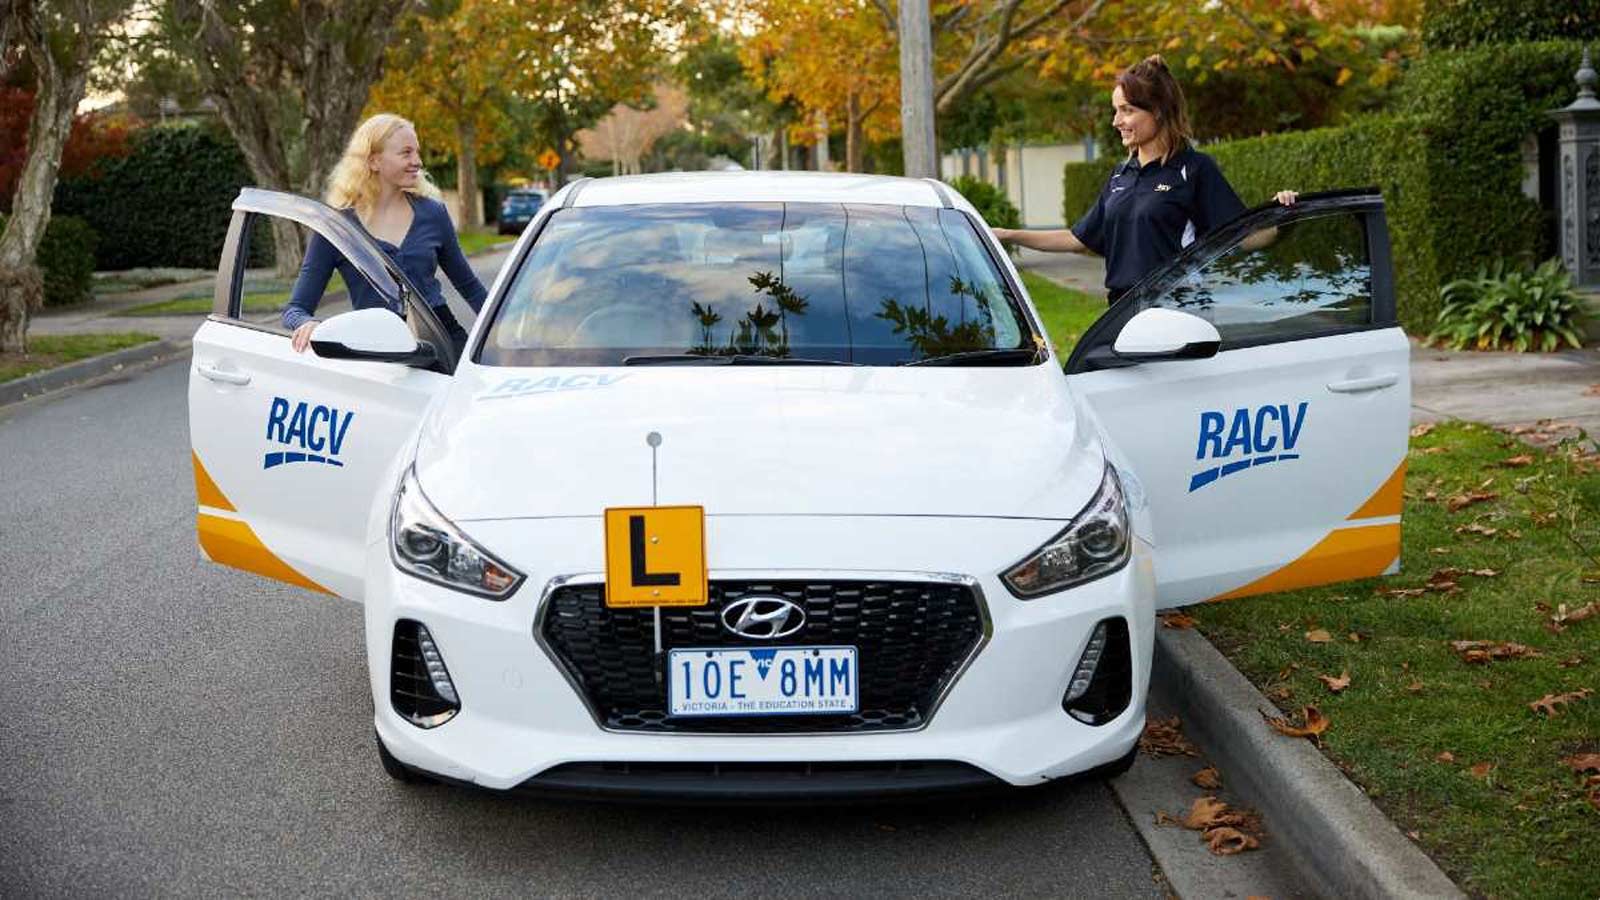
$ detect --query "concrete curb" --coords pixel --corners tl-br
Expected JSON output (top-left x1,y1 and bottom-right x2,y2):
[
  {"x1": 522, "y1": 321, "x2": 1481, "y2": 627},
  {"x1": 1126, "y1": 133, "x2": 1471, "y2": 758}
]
[
  {"x1": 1152, "y1": 627, "x2": 1465, "y2": 900},
  {"x1": 0, "y1": 339, "x2": 187, "y2": 409}
]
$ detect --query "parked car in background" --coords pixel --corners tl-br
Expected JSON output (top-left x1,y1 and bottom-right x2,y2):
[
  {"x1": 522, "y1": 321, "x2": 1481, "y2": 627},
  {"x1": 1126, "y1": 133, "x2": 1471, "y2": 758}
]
[{"x1": 497, "y1": 189, "x2": 545, "y2": 235}]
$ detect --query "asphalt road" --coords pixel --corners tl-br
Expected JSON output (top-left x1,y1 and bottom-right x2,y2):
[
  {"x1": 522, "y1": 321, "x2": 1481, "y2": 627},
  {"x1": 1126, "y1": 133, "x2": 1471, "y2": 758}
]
[{"x1": 0, "y1": 287, "x2": 1169, "y2": 896}]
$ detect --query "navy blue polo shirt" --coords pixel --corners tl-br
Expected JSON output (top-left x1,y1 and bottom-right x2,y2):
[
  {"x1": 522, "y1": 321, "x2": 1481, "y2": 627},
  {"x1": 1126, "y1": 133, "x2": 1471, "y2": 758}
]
[
  {"x1": 282, "y1": 196, "x2": 487, "y2": 330},
  {"x1": 1071, "y1": 147, "x2": 1247, "y2": 297}
]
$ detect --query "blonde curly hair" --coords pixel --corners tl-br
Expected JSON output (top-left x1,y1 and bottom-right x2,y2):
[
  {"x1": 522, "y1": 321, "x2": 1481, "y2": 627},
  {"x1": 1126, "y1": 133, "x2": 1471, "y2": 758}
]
[{"x1": 324, "y1": 113, "x2": 442, "y2": 215}]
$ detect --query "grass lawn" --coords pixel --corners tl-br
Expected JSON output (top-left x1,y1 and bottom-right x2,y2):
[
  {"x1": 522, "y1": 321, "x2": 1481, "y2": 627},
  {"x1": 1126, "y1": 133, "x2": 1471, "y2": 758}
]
[
  {"x1": 457, "y1": 227, "x2": 513, "y2": 256},
  {"x1": 0, "y1": 332, "x2": 161, "y2": 383},
  {"x1": 1190, "y1": 422, "x2": 1600, "y2": 899},
  {"x1": 114, "y1": 274, "x2": 344, "y2": 317},
  {"x1": 1019, "y1": 269, "x2": 1106, "y2": 357}
]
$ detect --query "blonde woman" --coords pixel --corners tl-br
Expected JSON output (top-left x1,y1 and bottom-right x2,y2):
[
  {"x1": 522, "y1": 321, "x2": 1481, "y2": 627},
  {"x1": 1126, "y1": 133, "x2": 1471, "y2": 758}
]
[{"x1": 283, "y1": 113, "x2": 487, "y2": 353}]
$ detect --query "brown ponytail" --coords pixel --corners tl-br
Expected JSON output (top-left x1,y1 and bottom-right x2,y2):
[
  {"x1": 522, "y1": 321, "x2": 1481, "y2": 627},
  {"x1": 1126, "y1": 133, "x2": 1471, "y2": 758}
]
[{"x1": 1115, "y1": 55, "x2": 1193, "y2": 163}]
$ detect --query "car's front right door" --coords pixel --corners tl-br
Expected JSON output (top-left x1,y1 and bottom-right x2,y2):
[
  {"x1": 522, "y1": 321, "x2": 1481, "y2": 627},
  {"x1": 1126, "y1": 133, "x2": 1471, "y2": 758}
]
[{"x1": 1065, "y1": 191, "x2": 1410, "y2": 606}]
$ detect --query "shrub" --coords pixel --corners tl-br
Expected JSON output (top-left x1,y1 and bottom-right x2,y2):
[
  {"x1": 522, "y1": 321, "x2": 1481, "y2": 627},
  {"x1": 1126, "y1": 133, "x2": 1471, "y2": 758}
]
[
  {"x1": 0, "y1": 212, "x2": 99, "y2": 307},
  {"x1": 54, "y1": 122, "x2": 270, "y2": 270},
  {"x1": 1421, "y1": 0, "x2": 1600, "y2": 50},
  {"x1": 1428, "y1": 258, "x2": 1588, "y2": 352},
  {"x1": 947, "y1": 175, "x2": 1021, "y2": 229},
  {"x1": 1062, "y1": 156, "x2": 1116, "y2": 227}
]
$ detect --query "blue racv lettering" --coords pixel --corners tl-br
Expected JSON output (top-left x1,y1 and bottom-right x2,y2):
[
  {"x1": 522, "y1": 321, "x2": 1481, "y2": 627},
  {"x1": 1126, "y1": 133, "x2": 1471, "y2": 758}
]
[
  {"x1": 1189, "y1": 401, "x2": 1309, "y2": 492},
  {"x1": 263, "y1": 395, "x2": 356, "y2": 469}
]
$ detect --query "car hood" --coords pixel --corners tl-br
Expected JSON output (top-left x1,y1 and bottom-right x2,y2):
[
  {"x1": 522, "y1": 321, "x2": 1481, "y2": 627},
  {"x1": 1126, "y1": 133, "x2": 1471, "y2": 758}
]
[{"x1": 412, "y1": 364, "x2": 1102, "y2": 521}]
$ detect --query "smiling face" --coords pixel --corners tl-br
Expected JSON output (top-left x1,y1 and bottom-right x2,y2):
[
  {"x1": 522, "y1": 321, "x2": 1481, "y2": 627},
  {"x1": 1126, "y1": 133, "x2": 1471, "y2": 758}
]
[
  {"x1": 369, "y1": 124, "x2": 422, "y2": 191},
  {"x1": 1111, "y1": 86, "x2": 1159, "y2": 153}
]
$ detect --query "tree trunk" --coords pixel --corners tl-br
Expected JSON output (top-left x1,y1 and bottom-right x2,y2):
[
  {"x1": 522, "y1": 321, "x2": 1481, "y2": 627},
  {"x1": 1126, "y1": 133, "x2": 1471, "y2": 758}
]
[
  {"x1": 898, "y1": 0, "x2": 938, "y2": 178},
  {"x1": 455, "y1": 118, "x2": 481, "y2": 228},
  {"x1": 0, "y1": 0, "x2": 95, "y2": 353},
  {"x1": 846, "y1": 92, "x2": 865, "y2": 174}
]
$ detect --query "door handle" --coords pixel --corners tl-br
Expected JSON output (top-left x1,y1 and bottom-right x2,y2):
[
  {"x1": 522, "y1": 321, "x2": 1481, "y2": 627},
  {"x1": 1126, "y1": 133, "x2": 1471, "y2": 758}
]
[
  {"x1": 197, "y1": 364, "x2": 251, "y2": 386},
  {"x1": 1326, "y1": 373, "x2": 1398, "y2": 393}
]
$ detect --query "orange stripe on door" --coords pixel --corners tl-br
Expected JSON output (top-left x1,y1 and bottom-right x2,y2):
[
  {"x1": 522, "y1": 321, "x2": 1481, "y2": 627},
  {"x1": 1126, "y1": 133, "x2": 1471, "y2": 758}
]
[
  {"x1": 1348, "y1": 459, "x2": 1407, "y2": 520},
  {"x1": 1209, "y1": 523, "x2": 1400, "y2": 602},
  {"x1": 197, "y1": 513, "x2": 332, "y2": 595},
  {"x1": 192, "y1": 450, "x2": 236, "y2": 511}
]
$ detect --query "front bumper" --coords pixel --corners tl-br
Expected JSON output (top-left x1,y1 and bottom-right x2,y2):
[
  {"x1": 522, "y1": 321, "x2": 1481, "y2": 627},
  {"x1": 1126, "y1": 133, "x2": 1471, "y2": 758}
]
[{"x1": 365, "y1": 515, "x2": 1155, "y2": 793}]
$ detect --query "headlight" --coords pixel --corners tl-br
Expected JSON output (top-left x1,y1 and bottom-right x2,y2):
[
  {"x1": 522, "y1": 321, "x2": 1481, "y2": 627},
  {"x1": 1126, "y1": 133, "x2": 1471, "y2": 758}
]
[
  {"x1": 389, "y1": 466, "x2": 524, "y2": 599},
  {"x1": 1002, "y1": 464, "x2": 1131, "y2": 598}
]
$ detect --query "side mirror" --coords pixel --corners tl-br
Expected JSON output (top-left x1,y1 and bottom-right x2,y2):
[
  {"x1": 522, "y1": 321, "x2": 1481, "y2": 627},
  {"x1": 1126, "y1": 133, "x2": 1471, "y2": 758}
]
[
  {"x1": 1112, "y1": 308, "x2": 1221, "y2": 362},
  {"x1": 310, "y1": 308, "x2": 438, "y2": 366}
]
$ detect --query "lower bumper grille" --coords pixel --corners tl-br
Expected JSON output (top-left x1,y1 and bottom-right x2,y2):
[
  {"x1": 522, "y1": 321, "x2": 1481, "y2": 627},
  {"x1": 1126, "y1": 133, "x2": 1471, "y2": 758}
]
[
  {"x1": 538, "y1": 579, "x2": 987, "y2": 734},
  {"x1": 519, "y1": 760, "x2": 1004, "y2": 801}
]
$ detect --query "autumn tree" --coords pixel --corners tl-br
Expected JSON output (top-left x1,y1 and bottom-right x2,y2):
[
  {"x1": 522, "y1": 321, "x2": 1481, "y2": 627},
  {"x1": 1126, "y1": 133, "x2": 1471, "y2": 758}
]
[
  {"x1": 577, "y1": 85, "x2": 689, "y2": 176},
  {"x1": 155, "y1": 0, "x2": 413, "y2": 276},
  {"x1": 0, "y1": 0, "x2": 129, "y2": 353}
]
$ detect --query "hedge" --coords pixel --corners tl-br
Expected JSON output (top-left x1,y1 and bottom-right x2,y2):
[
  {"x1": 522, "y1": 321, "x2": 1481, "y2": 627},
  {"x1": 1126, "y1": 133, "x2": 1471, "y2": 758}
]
[
  {"x1": 1059, "y1": 40, "x2": 1590, "y2": 333},
  {"x1": 0, "y1": 212, "x2": 99, "y2": 307},
  {"x1": 947, "y1": 175, "x2": 1021, "y2": 230},
  {"x1": 55, "y1": 122, "x2": 270, "y2": 271},
  {"x1": 1421, "y1": 0, "x2": 1600, "y2": 50},
  {"x1": 1062, "y1": 156, "x2": 1116, "y2": 228}
]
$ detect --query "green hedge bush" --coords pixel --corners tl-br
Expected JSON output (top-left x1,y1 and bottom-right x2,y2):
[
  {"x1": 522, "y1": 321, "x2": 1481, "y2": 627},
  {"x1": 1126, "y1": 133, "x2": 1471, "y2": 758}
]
[
  {"x1": 55, "y1": 122, "x2": 270, "y2": 271},
  {"x1": 0, "y1": 212, "x2": 99, "y2": 307},
  {"x1": 1059, "y1": 40, "x2": 1590, "y2": 333},
  {"x1": 1062, "y1": 156, "x2": 1116, "y2": 227},
  {"x1": 1421, "y1": 0, "x2": 1600, "y2": 50},
  {"x1": 947, "y1": 175, "x2": 1022, "y2": 229}
]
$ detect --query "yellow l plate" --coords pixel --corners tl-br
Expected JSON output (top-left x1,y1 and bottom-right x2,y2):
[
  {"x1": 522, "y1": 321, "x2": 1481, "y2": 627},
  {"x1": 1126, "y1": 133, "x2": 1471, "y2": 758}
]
[{"x1": 603, "y1": 506, "x2": 708, "y2": 607}]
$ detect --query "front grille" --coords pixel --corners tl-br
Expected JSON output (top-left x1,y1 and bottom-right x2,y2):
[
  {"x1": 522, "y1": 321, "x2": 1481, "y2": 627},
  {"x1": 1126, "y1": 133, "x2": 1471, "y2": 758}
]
[{"x1": 538, "y1": 579, "x2": 986, "y2": 733}]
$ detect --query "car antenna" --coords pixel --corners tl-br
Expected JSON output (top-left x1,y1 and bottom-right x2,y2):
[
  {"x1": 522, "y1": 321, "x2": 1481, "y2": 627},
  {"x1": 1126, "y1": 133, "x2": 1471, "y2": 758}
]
[{"x1": 647, "y1": 431, "x2": 665, "y2": 683}]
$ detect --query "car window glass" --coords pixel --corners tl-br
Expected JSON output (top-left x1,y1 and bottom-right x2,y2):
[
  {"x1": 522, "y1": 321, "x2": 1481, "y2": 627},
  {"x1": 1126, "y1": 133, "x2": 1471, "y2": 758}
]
[
  {"x1": 479, "y1": 202, "x2": 1036, "y2": 366},
  {"x1": 1151, "y1": 211, "x2": 1372, "y2": 347}
]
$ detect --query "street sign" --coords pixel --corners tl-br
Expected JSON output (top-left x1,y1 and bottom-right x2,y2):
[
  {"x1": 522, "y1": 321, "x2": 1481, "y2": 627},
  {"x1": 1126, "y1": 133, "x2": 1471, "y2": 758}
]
[{"x1": 538, "y1": 148, "x2": 561, "y2": 171}]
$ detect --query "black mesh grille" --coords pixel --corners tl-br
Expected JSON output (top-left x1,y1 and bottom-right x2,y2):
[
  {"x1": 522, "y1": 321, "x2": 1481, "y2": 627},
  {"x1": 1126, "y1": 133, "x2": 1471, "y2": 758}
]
[
  {"x1": 391, "y1": 619, "x2": 457, "y2": 725},
  {"x1": 539, "y1": 580, "x2": 986, "y2": 733}
]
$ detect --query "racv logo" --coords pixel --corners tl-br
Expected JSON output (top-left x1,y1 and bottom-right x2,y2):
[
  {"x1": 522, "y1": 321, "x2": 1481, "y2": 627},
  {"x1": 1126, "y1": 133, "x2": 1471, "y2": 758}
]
[
  {"x1": 1189, "y1": 401, "x2": 1308, "y2": 492},
  {"x1": 480, "y1": 373, "x2": 628, "y2": 401},
  {"x1": 263, "y1": 395, "x2": 354, "y2": 470}
]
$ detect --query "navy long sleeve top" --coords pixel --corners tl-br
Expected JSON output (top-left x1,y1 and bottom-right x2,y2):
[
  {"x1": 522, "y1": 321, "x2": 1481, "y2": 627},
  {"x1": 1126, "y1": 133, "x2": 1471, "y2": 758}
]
[{"x1": 282, "y1": 195, "x2": 488, "y2": 330}]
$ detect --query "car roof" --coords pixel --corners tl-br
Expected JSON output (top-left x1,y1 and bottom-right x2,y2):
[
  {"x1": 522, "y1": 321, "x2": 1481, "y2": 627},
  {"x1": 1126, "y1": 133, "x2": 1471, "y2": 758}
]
[{"x1": 569, "y1": 171, "x2": 950, "y2": 208}]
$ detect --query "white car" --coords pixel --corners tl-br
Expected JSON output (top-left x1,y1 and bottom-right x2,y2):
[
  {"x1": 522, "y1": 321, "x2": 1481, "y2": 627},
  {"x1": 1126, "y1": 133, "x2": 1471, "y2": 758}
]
[{"x1": 189, "y1": 173, "x2": 1408, "y2": 800}]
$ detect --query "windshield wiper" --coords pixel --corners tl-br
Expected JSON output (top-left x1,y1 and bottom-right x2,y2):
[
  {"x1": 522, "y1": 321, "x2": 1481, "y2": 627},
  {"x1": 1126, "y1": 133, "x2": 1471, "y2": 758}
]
[
  {"x1": 899, "y1": 348, "x2": 1044, "y2": 367},
  {"x1": 622, "y1": 353, "x2": 860, "y2": 366}
]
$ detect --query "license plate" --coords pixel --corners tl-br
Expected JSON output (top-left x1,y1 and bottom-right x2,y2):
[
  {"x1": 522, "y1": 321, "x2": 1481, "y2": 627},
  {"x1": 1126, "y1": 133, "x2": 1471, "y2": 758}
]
[{"x1": 668, "y1": 646, "x2": 858, "y2": 717}]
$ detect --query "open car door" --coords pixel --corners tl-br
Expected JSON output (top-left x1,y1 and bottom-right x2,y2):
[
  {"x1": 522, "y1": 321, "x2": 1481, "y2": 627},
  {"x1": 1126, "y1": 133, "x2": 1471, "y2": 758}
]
[
  {"x1": 188, "y1": 189, "x2": 457, "y2": 601},
  {"x1": 1065, "y1": 190, "x2": 1409, "y2": 606}
]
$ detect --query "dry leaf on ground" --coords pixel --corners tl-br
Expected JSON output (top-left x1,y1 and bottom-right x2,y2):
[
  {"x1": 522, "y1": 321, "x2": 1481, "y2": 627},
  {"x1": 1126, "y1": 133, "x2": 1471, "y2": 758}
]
[
  {"x1": 1160, "y1": 612, "x2": 1197, "y2": 629},
  {"x1": 1446, "y1": 491, "x2": 1498, "y2": 512},
  {"x1": 1139, "y1": 715, "x2": 1199, "y2": 758},
  {"x1": 1317, "y1": 671, "x2": 1351, "y2": 693},
  {"x1": 1377, "y1": 586, "x2": 1429, "y2": 598},
  {"x1": 1435, "y1": 751, "x2": 1455, "y2": 763},
  {"x1": 1449, "y1": 640, "x2": 1542, "y2": 664},
  {"x1": 1469, "y1": 761, "x2": 1495, "y2": 780},
  {"x1": 1585, "y1": 384, "x2": 1600, "y2": 396},
  {"x1": 1182, "y1": 796, "x2": 1234, "y2": 829},
  {"x1": 1468, "y1": 568, "x2": 1500, "y2": 577},
  {"x1": 1564, "y1": 753, "x2": 1600, "y2": 774},
  {"x1": 1499, "y1": 455, "x2": 1535, "y2": 468},
  {"x1": 1191, "y1": 766, "x2": 1222, "y2": 789},
  {"x1": 1551, "y1": 602, "x2": 1598, "y2": 632},
  {"x1": 1410, "y1": 423, "x2": 1436, "y2": 438},
  {"x1": 1348, "y1": 632, "x2": 1362, "y2": 643},
  {"x1": 1456, "y1": 523, "x2": 1499, "y2": 537},
  {"x1": 1419, "y1": 446, "x2": 1449, "y2": 455},
  {"x1": 1559, "y1": 655, "x2": 1586, "y2": 669},
  {"x1": 1406, "y1": 679, "x2": 1425, "y2": 693},
  {"x1": 1305, "y1": 628, "x2": 1332, "y2": 643},
  {"x1": 1205, "y1": 827, "x2": 1260, "y2": 855},
  {"x1": 1528, "y1": 688, "x2": 1592, "y2": 717},
  {"x1": 1263, "y1": 706, "x2": 1330, "y2": 743}
]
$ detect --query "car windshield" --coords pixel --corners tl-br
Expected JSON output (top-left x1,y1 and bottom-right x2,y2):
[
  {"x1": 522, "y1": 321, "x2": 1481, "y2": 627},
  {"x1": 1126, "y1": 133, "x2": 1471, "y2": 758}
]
[{"x1": 476, "y1": 202, "x2": 1038, "y2": 366}]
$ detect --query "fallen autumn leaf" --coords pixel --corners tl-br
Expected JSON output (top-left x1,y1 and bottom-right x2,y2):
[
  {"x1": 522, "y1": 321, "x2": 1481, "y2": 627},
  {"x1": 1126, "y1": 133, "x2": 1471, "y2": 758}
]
[
  {"x1": 1305, "y1": 628, "x2": 1332, "y2": 643},
  {"x1": 1528, "y1": 688, "x2": 1592, "y2": 717},
  {"x1": 1139, "y1": 716, "x2": 1199, "y2": 758},
  {"x1": 1263, "y1": 706, "x2": 1330, "y2": 743},
  {"x1": 1317, "y1": 671, "x2": 1351, "y2": 693},
  {"x1": 1159, "y1": 612, "x2": 1197, "y2": 629},
  {"x1": 1191, "y1": 766, "x2": 1222, "y2": 789},
  {"x1": 1204, "y1": 826, "x2": 1260, "y2": 855},
  {"x1": 1449, "y1": 640, "x2": 1542, "y2": 664}
]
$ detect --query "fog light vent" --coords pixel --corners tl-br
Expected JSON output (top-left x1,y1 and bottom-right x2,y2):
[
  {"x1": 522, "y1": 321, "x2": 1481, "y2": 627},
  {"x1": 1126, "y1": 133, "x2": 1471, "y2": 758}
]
[
  {"x1": 391, "y1": 619, "x2": 460, "y2": 728},
  {"x1": 1063, "y1": 617, "x2": 1132, "y2": 726}
]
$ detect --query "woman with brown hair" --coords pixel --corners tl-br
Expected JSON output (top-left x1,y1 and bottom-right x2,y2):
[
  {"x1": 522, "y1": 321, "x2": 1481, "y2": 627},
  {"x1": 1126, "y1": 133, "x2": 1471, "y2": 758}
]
[{"x1": 991, "y1": 55, "x2": 1296, "y2": 304}]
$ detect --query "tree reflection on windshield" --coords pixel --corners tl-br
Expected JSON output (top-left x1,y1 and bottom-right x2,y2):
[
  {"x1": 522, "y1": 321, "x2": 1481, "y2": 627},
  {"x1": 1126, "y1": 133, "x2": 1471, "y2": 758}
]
[
  {"x1": 876, "y1": 275, "x2": 999, "y2": 358},
  {"x1": 688, "y1": 270, "x2": 813, "y2": 358}
]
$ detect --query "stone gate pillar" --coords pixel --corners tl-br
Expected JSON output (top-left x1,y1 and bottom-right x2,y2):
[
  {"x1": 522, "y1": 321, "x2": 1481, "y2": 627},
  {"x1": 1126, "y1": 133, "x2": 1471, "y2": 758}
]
[{"x1": 1550, "y1": 48, "x2": 1600, "y2": 287}]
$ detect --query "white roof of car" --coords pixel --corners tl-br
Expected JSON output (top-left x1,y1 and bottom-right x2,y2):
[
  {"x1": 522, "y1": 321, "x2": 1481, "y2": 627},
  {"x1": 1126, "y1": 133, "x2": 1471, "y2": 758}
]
[{"x1": 568, "y1": 171, "x2": 953, "y2": 208}]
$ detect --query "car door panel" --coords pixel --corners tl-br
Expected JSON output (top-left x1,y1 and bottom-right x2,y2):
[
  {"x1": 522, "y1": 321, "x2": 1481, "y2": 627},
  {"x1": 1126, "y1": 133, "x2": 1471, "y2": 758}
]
[
  {"x1": 1066, "y1": 190, "x2": 1409, "y2": 607},
  {"x1": 189, "y1": 190, "x2": 454, "y2": 601}
]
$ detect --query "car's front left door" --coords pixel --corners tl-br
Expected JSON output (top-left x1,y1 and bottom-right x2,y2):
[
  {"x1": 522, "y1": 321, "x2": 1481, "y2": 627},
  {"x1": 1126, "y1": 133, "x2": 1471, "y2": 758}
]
[
  {"x1": 188, "y1": 190, "x2": 454, "y2": 601},
  {"x1": 1065, "y1": 191, "x2": 1410, "y2": 606}
]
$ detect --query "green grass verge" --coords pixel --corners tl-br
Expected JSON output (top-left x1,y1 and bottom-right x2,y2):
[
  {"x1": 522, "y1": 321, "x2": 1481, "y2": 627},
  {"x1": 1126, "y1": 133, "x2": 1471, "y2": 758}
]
[
  {"x1": 1020, "y1": 269, "x2": 1106, "y2": 358},
  {"x1": 457, "y1": 227, "x2": 512, "y2": 256},
  {"x1": 1190, "y1": 421, "x2": 1600, "y2": 899},
  {"x1": 0, "y1": 332, "x2": 161, "y2": 383},
  {"x1": 114, "y1": 274, "x2": 345, "y2": 317}
]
